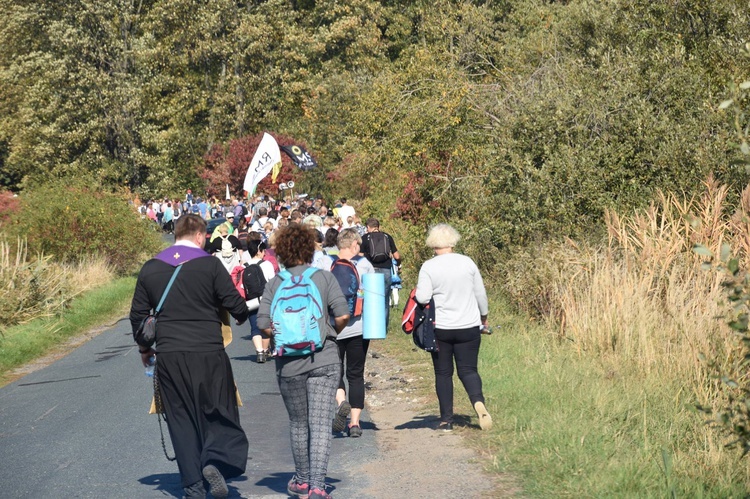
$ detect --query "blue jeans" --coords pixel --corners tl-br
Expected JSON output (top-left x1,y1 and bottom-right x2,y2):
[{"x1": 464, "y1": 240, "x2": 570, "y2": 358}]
[{"x1": 373, "y1": 267, "x2": 392, "y2": 328}]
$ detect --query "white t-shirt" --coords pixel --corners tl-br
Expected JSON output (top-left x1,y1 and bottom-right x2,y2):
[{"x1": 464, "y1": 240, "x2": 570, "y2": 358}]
[
  {"x1": 337, "y1": 205, "x2": 355, "y2": 228},
  {"x1": 239, "y1": 256, "x2": 276, "y2": 282},
  {"x1": 252, "y1": 216, "x2": 271, "y2": 232}
]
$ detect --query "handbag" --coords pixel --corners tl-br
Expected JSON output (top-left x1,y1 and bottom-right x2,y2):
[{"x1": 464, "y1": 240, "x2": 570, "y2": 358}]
[
  {"x1": 134, "y1": 265, "x2": 183, "y2": 348},
  {"x1": 401, "y1": 288, "x2": 438, "y2": 352}
]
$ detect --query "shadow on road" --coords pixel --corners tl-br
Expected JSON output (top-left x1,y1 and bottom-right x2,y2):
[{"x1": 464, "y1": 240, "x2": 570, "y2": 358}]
[
  {"x1": 394, "y1": 413, "x2": 473, "y2": 430},
  {"x1": 139, "y1": 473, "x2": 252, "y2": 498},
  {"x1": 138, "y1": 473, "x2": 182, "y2": 498}
]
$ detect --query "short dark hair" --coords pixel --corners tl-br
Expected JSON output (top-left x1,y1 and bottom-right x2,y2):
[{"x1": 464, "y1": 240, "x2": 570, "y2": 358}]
[
  {"x1": 366, "y1": 217, "x2": 380, "y2": 229},
  {"x1": 324, "y1": 228, "x2": 339, "y2": 247},
  {"x1": 175, "y1": 214, "x2": 206, "y2": 239},
  {"x1": 247, "y1": 239, "x2": 267, "y2": 258}
]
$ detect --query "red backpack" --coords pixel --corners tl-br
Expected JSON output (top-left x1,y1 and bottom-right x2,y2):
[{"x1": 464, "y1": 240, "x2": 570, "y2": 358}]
[{"x1": 230, "y1": 265, "x2": 247, "y2": 299}]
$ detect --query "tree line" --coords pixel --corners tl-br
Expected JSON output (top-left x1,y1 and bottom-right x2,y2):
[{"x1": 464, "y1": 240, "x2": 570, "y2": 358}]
[{"x1": 1, "y1": 0, "x2": 749, "y2": 259}]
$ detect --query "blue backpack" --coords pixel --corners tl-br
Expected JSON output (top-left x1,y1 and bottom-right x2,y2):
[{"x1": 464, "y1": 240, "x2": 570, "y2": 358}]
[
  {"x1": 271, "y1": 267, "x2": 325, "y2": 356},
  {"x1": 329, "y1": 256, "x2": 363, "y2": 318}
]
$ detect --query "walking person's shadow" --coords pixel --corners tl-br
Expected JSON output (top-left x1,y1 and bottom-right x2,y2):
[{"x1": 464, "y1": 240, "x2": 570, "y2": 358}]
[{"x1": 140, "y1": 473, "x2": 249, "y2": 498}]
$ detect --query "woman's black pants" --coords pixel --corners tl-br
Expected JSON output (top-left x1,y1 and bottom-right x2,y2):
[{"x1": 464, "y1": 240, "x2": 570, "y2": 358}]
[
  {"x1": 336, "y1": 335, "x2": 370, "y2": 409},
  {"x1": 431, "y1": 326, "x2": 484, "y2": 424}
]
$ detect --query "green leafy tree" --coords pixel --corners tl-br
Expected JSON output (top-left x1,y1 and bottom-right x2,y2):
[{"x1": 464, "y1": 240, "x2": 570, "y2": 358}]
[
  {"x1": 696, "y1": 45, "x2": 750, "y2": 456},
  {"x1": 5, "y1": 179, "x2": 162, "y2": 274}
]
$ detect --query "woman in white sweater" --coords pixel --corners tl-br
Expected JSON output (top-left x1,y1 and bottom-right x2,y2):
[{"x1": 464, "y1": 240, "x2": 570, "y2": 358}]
[{"x1": 415, "y1": 223, "x2": 492, "y2": 432}]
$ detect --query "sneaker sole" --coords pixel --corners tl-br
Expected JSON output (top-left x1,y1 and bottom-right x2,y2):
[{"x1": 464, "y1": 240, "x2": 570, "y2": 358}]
[
  {"x1": 202, "y1": 464, "x2": 228, "y2": 498},
  {"x1": 474, "y1": 401, "x2": 493, "y2": 430},
  {"x1": 332, "y1": 401, "x2": 351, "y2": 433}
]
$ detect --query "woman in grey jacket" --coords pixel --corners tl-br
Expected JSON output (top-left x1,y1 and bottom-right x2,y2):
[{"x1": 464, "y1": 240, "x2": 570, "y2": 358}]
[
  {"x1": 415, "y1": 223, "x2": 492, "y2": 432},
  {"x1": 257, "y1": 223, "x2": 350, "y2": 499}
]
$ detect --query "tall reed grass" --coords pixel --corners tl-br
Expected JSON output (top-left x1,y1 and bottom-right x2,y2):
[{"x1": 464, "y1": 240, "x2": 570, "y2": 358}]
[
  {"x1": 0, "y1": 237, "x2": 114, "y2": 334},
  {"x1": 503, "y1": 176, "x2": 750, "y2": 483}
]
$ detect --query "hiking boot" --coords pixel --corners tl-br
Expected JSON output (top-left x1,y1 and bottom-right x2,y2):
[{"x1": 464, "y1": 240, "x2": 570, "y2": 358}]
[
  {"x1": 332, "y1": 400, "x2": 350, "y2": 433},
  {"x1": 347, "y1": 424, "x2": 362, "y2": 438},
  {"x1": 474, "y1": 401, "x2": 493, "y2": 430},
  {"x1": 308, "y1": 487, "x2": 332, "y2": 499},
  {"x1": 287, "y1": 476, "x2": 309, "y2": 497},
  {"x1": 201, "y1": 464, "x2": 228, "y2": 498},
  {"x1": 436, "y1": 422, "x2": 453, "y2": 432},
  {"x1": 256, "y1": 350, "x2": 266, "y2": 363}
]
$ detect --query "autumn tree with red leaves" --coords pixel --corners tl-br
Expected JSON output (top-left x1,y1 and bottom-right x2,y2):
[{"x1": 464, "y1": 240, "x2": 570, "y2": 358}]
[
  {"x1": 394, "y1": 157, "x2": 446, "y2": 224},
  {"x1": 0, "y1": 190, "x2": 20, "y2": 227},
  {"x1": 199, "y1": 133, "x2": 311, "y2": 199}
]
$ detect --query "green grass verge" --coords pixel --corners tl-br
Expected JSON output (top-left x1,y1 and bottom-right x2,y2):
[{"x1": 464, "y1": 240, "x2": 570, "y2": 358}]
[
  {"x1": 0, "y1": 276, "x2": 136, "y2": 385},
  {"x1": 379, "y1": 292, "x2": 748, "y2": 497}
]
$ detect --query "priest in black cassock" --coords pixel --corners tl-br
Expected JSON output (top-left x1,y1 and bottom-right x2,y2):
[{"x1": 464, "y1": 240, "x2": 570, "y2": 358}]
[{"x1": 130, "y1": 214, "x2": 250, "y2": 499}]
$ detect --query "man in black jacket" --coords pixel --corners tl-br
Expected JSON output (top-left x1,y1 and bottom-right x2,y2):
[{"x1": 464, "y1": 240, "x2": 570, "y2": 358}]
[
  {"x1": 360, "y1": 217, "x2": 401, "y2": 327},
  {"x1": 130, "y1": 214, "x2": 249, "y2": 499}
]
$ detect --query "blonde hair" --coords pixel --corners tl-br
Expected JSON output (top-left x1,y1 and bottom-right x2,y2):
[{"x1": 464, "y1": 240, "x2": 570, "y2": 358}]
[
  {"x1": 337, "y1": 228, "x2": 362, "y2": 250},
  {"x1": 303, "y1": 214, "x2": 322, "y2": 229},
  {"x1": 426, "y1": 223, "x2": 461, "y2": 249}
]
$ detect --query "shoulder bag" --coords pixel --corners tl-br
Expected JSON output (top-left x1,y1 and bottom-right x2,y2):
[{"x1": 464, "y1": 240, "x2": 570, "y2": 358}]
[{"x1": 134, "y1": 265, "x2": 183, "y2": 348}]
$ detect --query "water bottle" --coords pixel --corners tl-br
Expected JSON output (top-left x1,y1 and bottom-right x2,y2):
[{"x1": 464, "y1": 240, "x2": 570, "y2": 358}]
[
  {"x1": 480, "y1": 325, "x2": 492, "y2": 335},
  {"x1": 145, "y1": 355, "x2": 156, "y2": 377}
]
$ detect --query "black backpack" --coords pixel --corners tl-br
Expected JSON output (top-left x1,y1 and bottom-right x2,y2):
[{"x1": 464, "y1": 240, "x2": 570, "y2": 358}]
[
  {"x1": 242, "y1": 263, "x2": 267, "y2": 300},
  {"x1": 367, "y1": 232, "x2": 390, "y2": 264}
]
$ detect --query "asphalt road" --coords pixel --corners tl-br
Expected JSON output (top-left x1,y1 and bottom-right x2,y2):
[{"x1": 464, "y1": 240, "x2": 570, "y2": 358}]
[{"x1": 0, "y1": 317, "x2": 378, "y2": 498}]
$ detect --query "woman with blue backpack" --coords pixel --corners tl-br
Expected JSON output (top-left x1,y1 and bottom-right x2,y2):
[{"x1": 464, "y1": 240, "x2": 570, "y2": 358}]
[{"x1": 256, "y1": 223, "x2": 350, "y2": 499}]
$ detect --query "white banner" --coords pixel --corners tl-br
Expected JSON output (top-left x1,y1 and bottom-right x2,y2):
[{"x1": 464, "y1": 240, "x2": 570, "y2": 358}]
[{"x1": 243, "y1": 132, "x2": 281, "y2": 196}]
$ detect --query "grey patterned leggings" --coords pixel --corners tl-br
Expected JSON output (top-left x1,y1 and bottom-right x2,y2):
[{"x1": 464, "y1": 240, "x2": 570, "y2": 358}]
[{"x1": 278, "y1": 363, "x2": 341, "y2": 491}]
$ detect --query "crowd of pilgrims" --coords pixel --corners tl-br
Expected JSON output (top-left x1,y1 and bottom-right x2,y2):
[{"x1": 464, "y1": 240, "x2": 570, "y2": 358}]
[
  {"x1": 137, "y1": 191, "x2": 365, "y2": 248},
  {"x1": 138, "y1": 191, "x2": 383, "y2": 364},
  {"x1": 130, "y1": 189, "x2": 490, "y2": 499}
]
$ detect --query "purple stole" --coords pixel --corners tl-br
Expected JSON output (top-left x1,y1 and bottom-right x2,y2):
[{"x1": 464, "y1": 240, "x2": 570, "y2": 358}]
[{"x1": 154, "y1": 245, "x2": 211, "y2": 267}]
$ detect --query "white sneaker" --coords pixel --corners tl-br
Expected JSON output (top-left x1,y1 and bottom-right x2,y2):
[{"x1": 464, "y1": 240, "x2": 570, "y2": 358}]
[{"x1": 474, "y1": 401, "x2": 493, "y2": 430}]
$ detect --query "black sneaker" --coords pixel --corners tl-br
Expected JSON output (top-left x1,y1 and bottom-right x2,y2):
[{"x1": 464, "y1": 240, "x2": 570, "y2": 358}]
[
  {"x1": 437, "y1": 422, "x2": 453, "y2": 432},
  {"x1": 256, "y1": 350, "x2": 266, "y2": 363},
  {"x1": 332, "y1": 400, "x2": 351, "y2": 433},
  {"x1": 202, "y1": 464, "x2": 228, "y2": 498},
  {"x1": 348, "y1": 424, "x2": 362, "y2": 438}
]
